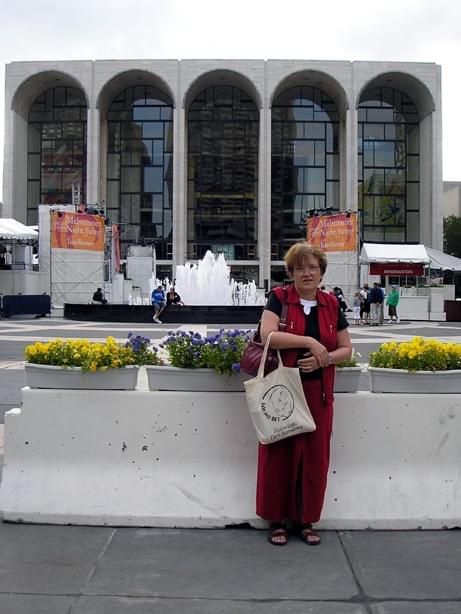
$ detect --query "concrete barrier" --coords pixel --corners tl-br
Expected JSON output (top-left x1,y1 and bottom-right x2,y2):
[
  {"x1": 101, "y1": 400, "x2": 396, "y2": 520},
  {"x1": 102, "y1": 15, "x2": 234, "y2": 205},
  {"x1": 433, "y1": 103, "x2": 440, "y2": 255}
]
[{"x1": 0, "y1": 388, "x2": 460, "y2": 529}]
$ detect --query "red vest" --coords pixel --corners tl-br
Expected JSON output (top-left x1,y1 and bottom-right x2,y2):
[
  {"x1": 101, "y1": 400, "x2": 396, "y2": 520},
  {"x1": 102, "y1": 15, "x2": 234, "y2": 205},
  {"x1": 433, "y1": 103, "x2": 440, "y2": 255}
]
[{"x1": 273, "y1": 285, "x2": 338, "y2": 403}]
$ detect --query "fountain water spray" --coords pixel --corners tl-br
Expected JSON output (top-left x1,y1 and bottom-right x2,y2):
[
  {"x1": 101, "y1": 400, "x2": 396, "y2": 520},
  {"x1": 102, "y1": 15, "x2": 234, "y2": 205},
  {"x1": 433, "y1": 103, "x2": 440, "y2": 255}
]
[{"x1": 173, "y1": 251, "x2": 266, "y2": 306}]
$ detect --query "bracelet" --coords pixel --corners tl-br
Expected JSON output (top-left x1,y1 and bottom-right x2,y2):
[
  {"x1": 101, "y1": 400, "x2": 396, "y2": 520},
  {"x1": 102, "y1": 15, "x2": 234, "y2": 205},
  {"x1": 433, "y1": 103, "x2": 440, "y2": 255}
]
[{"x1": 327, "y1": 353, "x2": 333, "y2": 366}]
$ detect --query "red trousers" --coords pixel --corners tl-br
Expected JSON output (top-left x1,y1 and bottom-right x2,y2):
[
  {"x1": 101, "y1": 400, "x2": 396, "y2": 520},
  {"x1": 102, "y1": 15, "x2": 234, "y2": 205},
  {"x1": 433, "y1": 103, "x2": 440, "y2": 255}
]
[{"x1": 256, "y1": 379, "x2": 334, "y2": 524}]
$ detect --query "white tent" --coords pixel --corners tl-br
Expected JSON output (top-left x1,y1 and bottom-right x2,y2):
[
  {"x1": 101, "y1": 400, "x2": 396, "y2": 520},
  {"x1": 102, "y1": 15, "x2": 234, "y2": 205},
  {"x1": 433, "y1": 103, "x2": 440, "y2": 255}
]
[
  {"x1": 360, "y1": 243, "x2": 430, "y2": 264},
  {"x1": 360, "y1": 243, "x2": 461, "y2": 271},
  {"x1": 0, "y1": 218, "x2": 38, "y2": 240},
  {"x1": 426, "y1": 247, "x2": 461, "y2": 272}
]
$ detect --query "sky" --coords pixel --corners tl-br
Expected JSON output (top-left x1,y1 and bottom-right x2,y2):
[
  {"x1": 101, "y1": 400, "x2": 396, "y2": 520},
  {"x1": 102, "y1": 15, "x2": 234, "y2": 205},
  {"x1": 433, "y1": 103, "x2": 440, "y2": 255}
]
[{"x1": 0, "y1": 0, "x2": 460, "y2": 202}]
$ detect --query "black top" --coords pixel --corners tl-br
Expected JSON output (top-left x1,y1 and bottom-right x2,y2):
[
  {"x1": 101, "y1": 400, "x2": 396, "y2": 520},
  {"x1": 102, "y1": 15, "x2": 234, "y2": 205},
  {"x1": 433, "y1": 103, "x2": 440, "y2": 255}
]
[
  {"x1": 92, "y1": 290, "x2": 104, "y2": 302},
  {"x1": 265, "y1": 292, "x2": 348, "y2": 380},
  {"x1": 166, "y1": 292, "x2": 182, "y2": 306}
]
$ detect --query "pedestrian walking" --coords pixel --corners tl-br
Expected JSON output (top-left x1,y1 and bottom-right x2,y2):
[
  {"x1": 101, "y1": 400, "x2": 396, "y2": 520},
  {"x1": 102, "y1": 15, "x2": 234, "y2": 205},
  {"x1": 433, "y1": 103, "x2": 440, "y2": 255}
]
[
  {"x1": 369, "y1": 282, "x2": 383, "y2": 326},
  {"x1": 378, "y1": 284, "x2": 385, "y2": 325},
  {"x1": 386, "y1": 285, "x2": 400, "y2": 323},
  {"x1": 352, "y1": 292, "x2": 361, "y2": 325},
  {"x1": 360, "y1": 284, "x2": 370, "y2": 324}
]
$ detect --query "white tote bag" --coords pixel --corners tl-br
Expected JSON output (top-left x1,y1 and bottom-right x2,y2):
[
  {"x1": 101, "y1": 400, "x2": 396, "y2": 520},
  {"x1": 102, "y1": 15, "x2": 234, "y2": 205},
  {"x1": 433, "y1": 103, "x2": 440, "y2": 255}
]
[{"x1": 244, "y1": 332, "x2": 316, "y2": 445}]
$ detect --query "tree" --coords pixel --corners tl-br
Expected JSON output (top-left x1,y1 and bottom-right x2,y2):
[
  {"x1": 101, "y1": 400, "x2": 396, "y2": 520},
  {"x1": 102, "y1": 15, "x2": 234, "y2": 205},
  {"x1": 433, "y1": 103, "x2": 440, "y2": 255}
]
[{"x1": 443, "y1": 216, "x2": 461, "y2": 258}]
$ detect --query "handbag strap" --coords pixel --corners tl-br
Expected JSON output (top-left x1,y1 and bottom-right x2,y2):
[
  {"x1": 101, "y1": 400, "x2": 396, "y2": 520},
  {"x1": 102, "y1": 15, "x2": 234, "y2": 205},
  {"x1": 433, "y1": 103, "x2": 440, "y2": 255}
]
[
  {"x1": 255, "y1": 287, "x2": 288, "y2": 338},
  {"x1": 278, "y1": 288, "x2": 288, "y2": 330},
  {"x1": 257, "y1": 331, "x2": 282, "y2": 379}
]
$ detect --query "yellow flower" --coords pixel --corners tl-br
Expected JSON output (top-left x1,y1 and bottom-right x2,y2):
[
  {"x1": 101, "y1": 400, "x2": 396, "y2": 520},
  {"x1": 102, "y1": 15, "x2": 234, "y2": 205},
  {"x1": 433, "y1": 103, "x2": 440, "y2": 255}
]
[{"x1": 370, "y1": 336, "x2": 461, "y2": 372}]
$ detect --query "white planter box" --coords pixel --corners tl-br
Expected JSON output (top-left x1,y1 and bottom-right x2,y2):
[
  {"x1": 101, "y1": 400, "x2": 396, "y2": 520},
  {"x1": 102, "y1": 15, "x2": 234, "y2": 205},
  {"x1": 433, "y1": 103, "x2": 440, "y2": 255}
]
[
  {"x1": 334, "y1": 367, "x2": 361, "y2": 392},
  {"x1": 25, "y1": 363, "x2": 139, "y2": 390},
  {"x1": 442, "y1": 285, "x2": 455, "y2": 300},
  {"x1": 145, "y1": 365, "x2": 249, "y2": 392},
  {"x1": 368, "y1": 367, "x2": 461, "y2": 394},
  {"x1": 398, "y1": 295, "x2": 429, "y2": 320}
]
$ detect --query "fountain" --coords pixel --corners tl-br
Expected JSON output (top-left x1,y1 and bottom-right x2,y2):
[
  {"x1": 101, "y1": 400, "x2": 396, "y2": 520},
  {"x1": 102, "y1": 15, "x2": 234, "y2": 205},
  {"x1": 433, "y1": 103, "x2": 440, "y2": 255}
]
[
  {"x1": 174, "y1": 251, "x2": 266, "y2": 307},
  {"x1": 64, "y1": 250, "x2": 265, "y2": 324}
]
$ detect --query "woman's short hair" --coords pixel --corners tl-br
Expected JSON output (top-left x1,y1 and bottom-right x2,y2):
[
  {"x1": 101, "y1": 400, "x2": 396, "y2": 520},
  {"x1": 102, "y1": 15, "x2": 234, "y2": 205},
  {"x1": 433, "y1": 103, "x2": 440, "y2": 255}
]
[{"x1": 284, "y1": 242, "x2": 328, "y2": 275}]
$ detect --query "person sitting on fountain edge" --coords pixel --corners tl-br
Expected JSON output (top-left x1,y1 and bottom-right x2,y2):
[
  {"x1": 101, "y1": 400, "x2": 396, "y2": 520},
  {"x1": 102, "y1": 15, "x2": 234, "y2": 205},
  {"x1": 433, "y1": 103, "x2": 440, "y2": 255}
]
[
  {"x1": 166, "y1": 287, "x2": 184, "y2": 307},
  {"x1": 151, "y1": 285, "x2": 166, "y2": 323},
  {"x1": 92, "y1": 287, "x2": 107, "y2": 304}
]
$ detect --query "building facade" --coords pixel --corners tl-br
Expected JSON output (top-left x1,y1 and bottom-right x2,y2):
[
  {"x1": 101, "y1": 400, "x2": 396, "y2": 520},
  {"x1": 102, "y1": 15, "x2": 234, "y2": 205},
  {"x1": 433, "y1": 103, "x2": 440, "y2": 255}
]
[
  {"x1": 443, "y1": 182, "x2": 461, "y2": 218},
  {"x1": 2, "y1": 59, "x2": 443, "y2": 286}
]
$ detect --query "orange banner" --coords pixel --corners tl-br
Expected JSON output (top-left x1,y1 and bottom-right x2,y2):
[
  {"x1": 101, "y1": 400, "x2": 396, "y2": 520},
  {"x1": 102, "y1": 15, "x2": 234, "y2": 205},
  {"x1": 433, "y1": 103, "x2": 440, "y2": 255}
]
[
  {"x1": 307, "y1": 212, "x2": 357, "y2": 252},
  {"x1": 51, "y1": 212, "x2": 105, "y2": 252}
]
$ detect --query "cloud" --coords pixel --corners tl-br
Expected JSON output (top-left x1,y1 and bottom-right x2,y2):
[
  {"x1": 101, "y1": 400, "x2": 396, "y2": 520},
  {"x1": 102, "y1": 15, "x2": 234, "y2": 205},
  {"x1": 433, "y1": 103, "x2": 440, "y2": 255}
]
[{"x1": 0, "y1": 0, "x2": 460, "y2": 195}]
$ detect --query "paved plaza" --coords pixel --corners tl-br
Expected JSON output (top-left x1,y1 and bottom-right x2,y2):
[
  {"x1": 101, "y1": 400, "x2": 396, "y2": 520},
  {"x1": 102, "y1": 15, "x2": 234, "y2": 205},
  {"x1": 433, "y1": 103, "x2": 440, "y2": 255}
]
[{"x1": 0, "y1": 315, "x2": 460, "y2": 613}]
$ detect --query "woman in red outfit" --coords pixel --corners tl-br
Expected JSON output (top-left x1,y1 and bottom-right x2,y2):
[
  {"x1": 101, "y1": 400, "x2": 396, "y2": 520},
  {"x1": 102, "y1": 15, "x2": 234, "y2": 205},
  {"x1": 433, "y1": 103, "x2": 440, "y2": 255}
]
[{"x1": 259, "y1": 242, "x2": 352, "y2": 546}]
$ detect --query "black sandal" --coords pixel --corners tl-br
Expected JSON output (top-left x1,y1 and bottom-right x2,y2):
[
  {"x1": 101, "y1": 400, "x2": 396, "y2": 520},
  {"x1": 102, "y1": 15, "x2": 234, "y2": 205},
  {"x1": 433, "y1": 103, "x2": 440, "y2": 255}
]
[
  {"x1": 268, "y1": 522, "x2": 288, "y2": 546},
  {"x1": 299, "y1": 524, "x2": 321, "y2": 546}
]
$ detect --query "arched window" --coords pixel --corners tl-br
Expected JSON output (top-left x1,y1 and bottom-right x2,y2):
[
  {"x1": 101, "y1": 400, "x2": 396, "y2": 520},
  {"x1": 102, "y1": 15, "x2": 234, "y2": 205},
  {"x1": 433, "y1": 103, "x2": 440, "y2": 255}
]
[
  {"x1": 271, "y1": 86, "x2": 339, "y2": 259},
  {"x1": 358, "y1": 87, "x2": 420, "y2": 243},
  {"x1": 187, "y1": 85, "x2": 258, "y2": 260},
  {"x1": 27, "y1": 86, "x2": 87, "y2": 224},
  {"x1": 107, "y1": 85, "x2": 173, "y2": 259}
]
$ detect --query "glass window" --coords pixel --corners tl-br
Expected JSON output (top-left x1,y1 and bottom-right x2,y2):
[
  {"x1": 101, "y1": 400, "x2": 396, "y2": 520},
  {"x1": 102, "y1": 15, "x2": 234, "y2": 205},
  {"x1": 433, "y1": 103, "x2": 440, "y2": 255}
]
[
  {"x1": 407, "y1": 155, "x2": 419, "y2": 181},
  {"x1": 271, "y1": 85, "x2": 339, "y2": 253},
  {"x1": 363, "y1": 142, "x2": 374, "y2": 166},
  {"x1": 144, "y1": 167, "x2": 163, "y2": 192},
  {"x1": 407, "y1": 182, "x2": 420, "y2": 210},
  {"x1": 385, "y1": 227, "x2": 405, "y2": 242},
  {"x1": 307, "y1": 168, "x2": 325, "y2": 193},
  {"x1": 362, "y1": 196, "x2": 374, "y2": 223},
  {"x1": 107, "y1": 181, "x2": 120, "y2": 207},
  {"x1": 27, "y1": 181, "x2": 40, "y2": 206},
  {"x1": 407, "y1": 211, "x2": 420, "y2": 242},
  {"x1": 385, "y1": 169, "x2": 405, "y2": 195},
  {"x1": 385, "y1": 124, "x2": 396, "y2": 140},
  {"x1": 28, "y1": 124, "x2": 41, "y2": 153},
  {"x1": 107, "y1": 154, "x2": 120, "y2": 180},
  {"x1": 107, "y1": 85, "x2": 173, "y2": 259},
  {"x1": 364, "y1": 124, "x2": 385, "y2": 140},
  {"x1": 121, "y1": 167, "x2": 141, "y2": 192},
  {"x1": 28, "y1": 155, "x2": 40, "y2": 180},
  {"x1": 304, "y1": 123, "x2": 325, "y2": 139},
  {"x1": 314, "y1": 141, "x2": 325, "y2": 166},
  {"x1": 326, "y1": 153, "x2": 339, "y2": 181},
  {"x1": 363, "y1": 169, "x2": 384, "y2": 194},
  {"x1": 133, "y1": 106, "x2": 160, "y2": 121},
  {"x1": 358, "y1": 87, "x2": 420, "y2": 243},
  {"x1": 364, "y1": 227, "x2": 385, "y2": 242},
  {"x1": 406, "y1": 124, "x2": 419, "y2": 154},
  {"x1": 374, "y1": 141, "x2": 395, "y2": 167},
  {"x1": 326, "y1": 182, "x2": 339, "y2": 208},
  {"x1": 27, "y1": 86, "x2": 87, "y2": 216},
  {"x1": 186, "y1": 85, "x2": 258, "y2": 260},
  {"x1": 142, "y1": 123, "x2": 163, "y2": 139}
]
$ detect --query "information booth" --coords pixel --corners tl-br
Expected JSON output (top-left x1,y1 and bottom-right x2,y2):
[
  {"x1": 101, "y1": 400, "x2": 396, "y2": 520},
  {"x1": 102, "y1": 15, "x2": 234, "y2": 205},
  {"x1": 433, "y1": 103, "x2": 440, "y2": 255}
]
[{"x1": 360, "y1": 243, "x2": 435, "y2": 321}]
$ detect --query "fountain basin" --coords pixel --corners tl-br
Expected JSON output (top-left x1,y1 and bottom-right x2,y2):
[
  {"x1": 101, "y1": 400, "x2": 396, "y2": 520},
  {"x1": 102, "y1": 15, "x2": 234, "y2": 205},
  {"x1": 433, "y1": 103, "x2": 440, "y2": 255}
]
[{"x1": 64, "y1": 303, "x2": 262, "y2": 324}]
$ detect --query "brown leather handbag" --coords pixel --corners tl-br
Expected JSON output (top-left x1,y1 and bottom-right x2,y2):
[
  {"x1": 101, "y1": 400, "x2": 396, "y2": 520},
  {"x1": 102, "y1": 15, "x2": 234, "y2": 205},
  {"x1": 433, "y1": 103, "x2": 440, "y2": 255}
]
[{"x1": 240, "y1": 290, "x2": 288, "y2": 377}]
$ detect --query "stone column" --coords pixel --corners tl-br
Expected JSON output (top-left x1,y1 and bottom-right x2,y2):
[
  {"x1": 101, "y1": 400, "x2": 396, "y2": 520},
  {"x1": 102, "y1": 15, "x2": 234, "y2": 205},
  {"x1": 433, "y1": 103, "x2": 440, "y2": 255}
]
[
  {"x1": 86, "y1": 106, "x2": 100, "y2": 205},
  {"x1": 258, "y1": 104, "x2": 271, "y2": 289},
  {"x1": 345, "y1": 106, "x2": 358, "y2": 213},
  {"x1": 173, "y1": 105, "x2": 186, "y2": 268},
  {"x1": 419, "y1": 113, "x2": 433, "y2": 247}
]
